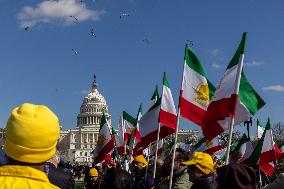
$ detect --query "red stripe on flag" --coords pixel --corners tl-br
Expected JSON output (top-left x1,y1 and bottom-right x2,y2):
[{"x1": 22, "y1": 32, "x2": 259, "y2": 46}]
[
  {"x1": 260, "y1": 163, "x2": 274, "y2": 176},
  {"x1": 203, "y1": 145, "x2": 222, "y2": 156},
  {"x1": 93, "y1": 137, "x2": 115, "y2": 164},
  {"x1": 180, "y1": 96, "x2": 206, "y2": 126},
  {"x1": 202, "y1": 94, "x2": 238, "y2": 140},
  {"x1": 259, "y1": 149, "x2": 276, "y2": 164},
  {"x1": 202, "y1": 122, "x2": 224, "y2": 141},
  {"x1": 159, "y1": 109, "x2": 177, "y2": 129},
  {"x1": 134, "y1": 126, "x2": 175, "y2": 151}
]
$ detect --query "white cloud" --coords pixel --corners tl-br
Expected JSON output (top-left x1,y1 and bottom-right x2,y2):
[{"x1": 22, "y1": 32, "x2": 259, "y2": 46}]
[
  {"x1": 246, "y1": 60, "x2": 264, "y2": 67},
  {"x1": 262, "y1": 85, "x2": 284, "y2": 92},
  {"x1": 17, "y1": 0, "x2": 105, "y2": 28},
  {"x1": 208, "y1": 49, "x2": 221, "y2": 57},
  {"x1": 81, "y1": 89, "x2": 91, "y2": 94},
  {"x1": 211, "y1": 63, "x2": 222, "y2": 69}
]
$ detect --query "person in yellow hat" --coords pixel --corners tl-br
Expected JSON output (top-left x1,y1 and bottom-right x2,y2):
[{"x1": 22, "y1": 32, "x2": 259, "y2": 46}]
[
  {"x1": 134, "y1": 154, "x2": 147, "y2": 169},
  {"x1": 132, "y1": 155, "x2": 148, "y2": 189},
  {"x1": 0, "y1": 103, "x2": 60, "y2": 189},
  {"x1": 86, "y1": 168, "x2": 100, "y2": 189},
  {"x1": 182, "y1": 152, "x2": 216, "y2": 189}
]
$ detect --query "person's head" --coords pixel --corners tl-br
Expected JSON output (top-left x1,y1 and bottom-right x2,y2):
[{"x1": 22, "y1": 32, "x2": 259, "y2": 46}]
[
  {"x1": 173, "y1": 148, "x2": 189, "y2": 171},
  {"x1": 182, "y1": 152, "x2": 214, "y2": 183},
  {"x1": 216, "y1": 163, "x2": 256, "y2": 189},
  {"x1": 47, "y1": 152, "x2": 60, "y2": 168},
  {"x1": 89, "y1": 168, "x2": 99, "y2": 182},
  {"x1": 103, "y1": 167, "x2": 134, "y2": 189},
  {"x1": 3, "y1": 103, "x2": 60, "y2": 169},
  {"x1": 134, "y1": 155, "x2": 147, "y2": 169}
]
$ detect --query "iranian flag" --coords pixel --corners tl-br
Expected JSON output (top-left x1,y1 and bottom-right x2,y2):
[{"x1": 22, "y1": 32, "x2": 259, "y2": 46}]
[
  {"x1": 92, "y1": 113, "x2": 115, "y2": 163},
  {"x1": 180, "y1": 46, "x2": 215, "y2": 126},
  {"x1": 159, "y1": 72, "x2": 177, "y2": 130},
  {"x1": 122, "y1": 111, "x2": 136, "y2": 142},
  {"x1": 149, "y1": 85, "x2": 159, "y2": 109},
  {"x1": 249, "y1": 119, "x2": 276, "y2": 176},
  {"x1": 137, "y1": 73, "x2": 177, "y2": 149},
  {"x1": 202, "y1": 33, "x2": 265, "y2": 140},
  {"x1": 257, "y1": 119, "x2": 265, "y2": 139},
  {"x1": 116, "y1": 117, "x2": 127, "y2": 155},
  {"x1": 129, "y1": 105, "x2": 142, "y2": 152},
  {"x1": 192, "y1": 136, "x2": 222, "y2": 156},
  {"x1": 231, "y1": 134, "x2": 253, "y2": 162}
]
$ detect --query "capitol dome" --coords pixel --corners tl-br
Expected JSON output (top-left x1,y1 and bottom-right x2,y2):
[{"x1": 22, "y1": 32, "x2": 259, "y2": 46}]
[{"x1": 77, "y1": 74, "x2": 111, "y2": 128}]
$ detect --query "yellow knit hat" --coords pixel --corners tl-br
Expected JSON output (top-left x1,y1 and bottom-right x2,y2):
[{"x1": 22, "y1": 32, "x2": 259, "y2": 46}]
[
  {"x1": 89, "y1": 168, "x2": 98, "y2": 177},
  {"x1": 134, "y1": 155, "x2": 147, "y2": 166},
  {"x1": 182, "y1": 152, "x2": 214, "y2": 175},
  {"x1": 4, "y1": 103, "x2": 60, "y2": 163}
]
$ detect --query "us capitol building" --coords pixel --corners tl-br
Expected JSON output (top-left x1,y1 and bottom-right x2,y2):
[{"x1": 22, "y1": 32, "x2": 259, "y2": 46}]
[
  {"x1": 57, "y1": 74, "x2": 111, "y2": 163},
  {"x1": 0, "y1": 74, "x2": 199, "y2": 163}
]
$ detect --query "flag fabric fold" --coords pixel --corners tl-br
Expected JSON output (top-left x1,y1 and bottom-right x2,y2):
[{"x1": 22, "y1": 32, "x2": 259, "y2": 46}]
[
  {"x1": 202, "y1": 32, "x2": 265, "y2": 140},
  {"x1": 137, "y1": 73, "x2": 177, "y2": 150},
  {"x1": 249, "y1": 119, "x2": 276, "y2": 176},
  {"x1": 92, "y1": 113, "x2": 115, "y2": 163},
  {"x1": 193, "y1": 136, "x2": 222, "y2": 156},
  {"x1": 179, "y1": 46, "x2": 215, "y2": 126}
]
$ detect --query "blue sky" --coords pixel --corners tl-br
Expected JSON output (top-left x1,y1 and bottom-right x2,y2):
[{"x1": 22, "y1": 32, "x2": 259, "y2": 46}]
[{"x1": 0, "y1": 0, "x2": 283, "y2": 137}]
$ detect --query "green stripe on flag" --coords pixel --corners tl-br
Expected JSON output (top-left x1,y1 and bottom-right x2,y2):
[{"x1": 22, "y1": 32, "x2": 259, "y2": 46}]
[
  {"x1": 100, "y1": 113, "x2": 107, "y2": 129},
  {"x1": 239, "y1": 73, "x2": 266, "y2": 115},
  {"x1": 248, "y1": 118, "x2": 270, "y2": 164},
  {"x1": 227, "y1": 32, "x2": 247, "y2": 69},
  {"x1": 163, "y1": 72, "x2": 169, "y2": 88},
  {"x1": 151, "y1": 85, "x2": 159, "y2": 100},
  {"x1": 123, "y1": 111, "x2": 137, "y2": 126},
  {"x1": 231, "y1": 134, "x2": 250, "y2": 154},
  {"x1": 184, "y1": 47, "x2": 207, "y2": 77}
]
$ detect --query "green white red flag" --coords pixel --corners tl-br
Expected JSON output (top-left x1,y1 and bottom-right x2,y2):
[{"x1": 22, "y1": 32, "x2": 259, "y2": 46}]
[
  {"x1": 249, "y1": 119, "x2": 276, "y2": 176},
  {"x1": 129, "y1": 105, "x2": 142, "y2": 152},
  {"x1": 202, "y1": 33, "x2": 265, "y2": 140},
  {"x1": 179, "y1": 46, "x2": 215, "y2": 126},
  {"x1": 137, "y1": 73, "x2": 177, "y2": 149},
  {"x1": 122, "y1": 111, "x2": 136, "y2": 142},
  {"x1": 257, "y1": 119, "x2": 265, "y2": 139},
  {"x1": 192, "y1": 136, "x2": 222, "y2": 156},
  {"x1": 92, "y1": 113, "x2": 115, "y2": 163},
  {"x1": 230, "y1": 134, "x2": 253, "y2": 162}
]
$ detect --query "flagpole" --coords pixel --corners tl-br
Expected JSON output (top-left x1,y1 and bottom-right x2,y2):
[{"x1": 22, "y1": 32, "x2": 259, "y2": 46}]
[
  {"x1": 145, "y1": 143, "x2": 151, "y2": 182},
  {"x1": 169, "y1": 45, "x2": 187, "y2": 189},
  {"x1": 258, "y1": 166, "x2": 262, "y2": 188},
  {"x1": 153, "y1": 124, "x2": 161, "y2": 179},
  {"x1": 225, "y1": 53, "x2": 245, "y2": 165}
]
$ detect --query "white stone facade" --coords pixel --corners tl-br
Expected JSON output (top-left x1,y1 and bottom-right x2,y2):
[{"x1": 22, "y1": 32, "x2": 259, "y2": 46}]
[{"x1": 58, "y1": 74, "x2": 111, "y2": 163}]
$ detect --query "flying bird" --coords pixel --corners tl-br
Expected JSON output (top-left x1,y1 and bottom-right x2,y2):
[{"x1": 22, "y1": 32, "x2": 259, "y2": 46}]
[
  {"x1": 24, "y1": 26, "x2": 30, "y2": 31},
  {"x1": 69, "y1": 15, "x2": 78, "y2": 22},
  {"x1": 90, "y1": 28, "x2": 96, "y2": 37},
  {"x1": 186, "y1": 39, "x2": 194, "y2": 46},
  {"x1": 142, "y1": 37, "x2": 150, "y2": 44},
  {"x1": 120, "y1": 12, "x2": 130, "y2": 19},
  {"x1": 72, "y1": 49, "x2": 79, "y2": 55}
]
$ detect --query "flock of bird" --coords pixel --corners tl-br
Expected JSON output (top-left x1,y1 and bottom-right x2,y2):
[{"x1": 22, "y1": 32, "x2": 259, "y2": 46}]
[{"x1": 23, "y1": 0, "x2": 193, "y2": 56}]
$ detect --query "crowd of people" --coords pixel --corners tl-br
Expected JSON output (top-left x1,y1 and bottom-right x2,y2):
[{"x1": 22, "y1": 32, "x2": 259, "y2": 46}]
[{"x1": 0, "y1": 103, "x2": 283, "y2": 189}]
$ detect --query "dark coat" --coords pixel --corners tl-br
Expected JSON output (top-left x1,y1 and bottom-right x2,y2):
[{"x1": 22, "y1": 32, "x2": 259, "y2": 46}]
[
  {"x1": 191, "y1": 174, "x2": 216, "y2": 189},
  {"x1": 47, "y1": 162, "x2": 75, "y2": 189}
]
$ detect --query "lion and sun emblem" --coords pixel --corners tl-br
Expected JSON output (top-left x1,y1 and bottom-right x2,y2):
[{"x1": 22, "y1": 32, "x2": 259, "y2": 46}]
[{"x1": 192, "y1": 83, "x2": 210, "y2": 108}]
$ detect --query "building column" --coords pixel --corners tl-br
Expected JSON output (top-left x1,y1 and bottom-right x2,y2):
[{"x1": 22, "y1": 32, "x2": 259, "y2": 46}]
[
  {"x1": 86, "y1": 133, "x2": 88, "y2": 143},
  {"x1": 93, "y1": 133, "x2": 95, "y2": 143}
]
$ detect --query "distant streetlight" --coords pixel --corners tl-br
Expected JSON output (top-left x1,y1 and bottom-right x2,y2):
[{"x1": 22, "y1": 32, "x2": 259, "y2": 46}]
[{"x1": 244, "y1": 117, "x2": 253, "y2": 138}]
